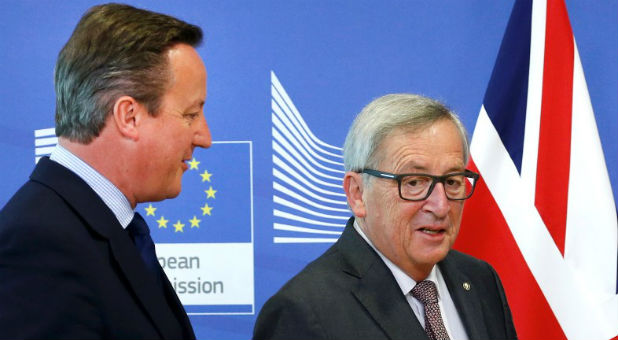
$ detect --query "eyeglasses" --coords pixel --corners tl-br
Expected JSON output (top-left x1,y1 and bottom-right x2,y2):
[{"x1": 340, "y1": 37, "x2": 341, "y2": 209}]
[{"x1": 360, "y1": 168, "x2": 480, "y2": 201}]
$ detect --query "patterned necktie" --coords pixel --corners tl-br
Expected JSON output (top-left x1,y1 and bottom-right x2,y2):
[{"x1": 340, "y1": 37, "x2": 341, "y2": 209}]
[
  {"x1": 126, "y1": 212, "x2": 163, "y2": 289},
  {"x1": 411, "y1": 280, "x2": 451, "y2": 340}
]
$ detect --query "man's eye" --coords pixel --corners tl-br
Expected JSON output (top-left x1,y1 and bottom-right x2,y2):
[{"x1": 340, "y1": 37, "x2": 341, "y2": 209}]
[{"x1": 404, "y1": 176, "x2": 429, "y2": 187}]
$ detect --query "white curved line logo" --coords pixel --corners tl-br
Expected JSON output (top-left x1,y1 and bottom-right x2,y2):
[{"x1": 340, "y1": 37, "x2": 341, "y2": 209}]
[{"x1": 271, "y1": 71, "x2": 349, "y2": 244}]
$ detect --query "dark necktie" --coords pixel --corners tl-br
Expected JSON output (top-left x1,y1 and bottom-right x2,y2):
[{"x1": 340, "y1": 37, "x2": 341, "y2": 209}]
[
  {"x1": 411, "y1": 280, "x2": 451, "y2": 340},
  {"x1": 126, "y1": 212, "x2": 163, "y2": 289}
]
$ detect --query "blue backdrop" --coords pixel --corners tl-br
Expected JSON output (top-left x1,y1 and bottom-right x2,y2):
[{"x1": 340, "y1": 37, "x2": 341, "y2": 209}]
[{"x1": 1, "y1": 1, "x2": 616, "y2": 339}]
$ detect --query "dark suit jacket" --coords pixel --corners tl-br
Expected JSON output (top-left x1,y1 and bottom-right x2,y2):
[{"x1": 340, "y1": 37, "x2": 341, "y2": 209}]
[
  {"x1": 253, "y1": 217, "x2": 517, "y2": 340},
  {"x1": 0, "y1": 157, "x2": 195, "y2": 339}
]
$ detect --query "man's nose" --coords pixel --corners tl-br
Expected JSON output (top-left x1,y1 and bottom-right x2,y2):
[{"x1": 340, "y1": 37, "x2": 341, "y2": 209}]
[
  {"x1": 423, "y1": 182, "x2": 450, "y2": 218},
  {"x1": 194, "y1": 114, "x2": 212, "y2": 148}
]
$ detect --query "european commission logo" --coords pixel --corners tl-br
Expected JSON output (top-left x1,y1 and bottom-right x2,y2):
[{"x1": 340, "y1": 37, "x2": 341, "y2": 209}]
[
  {"x1": 143, "y1": 142, "x2": 253, "y2": 244},
  {"x1": 33, "y1": 129, "x2": 255, "y2": 315},
  {"x1": 270, "y1": 71, "x2": 350, "y2": 244},
  {"x1": 143, "y1": 142, "x2": 254, "y2": 315},
  {"x1": 141, "y1": 155, "x2": 216, "y2": 234},
  {"x1": 34, "y1": 128, "x2": 57, "y2": 163}
]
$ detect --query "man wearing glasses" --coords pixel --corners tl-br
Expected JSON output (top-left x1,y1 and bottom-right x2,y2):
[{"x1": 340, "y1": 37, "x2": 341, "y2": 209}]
[{"x1": 253, "y1": 94, "x2": 517, "y2": 340}]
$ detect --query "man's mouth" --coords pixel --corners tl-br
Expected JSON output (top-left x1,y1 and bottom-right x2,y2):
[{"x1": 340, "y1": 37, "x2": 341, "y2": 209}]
[{"x1": 418, "y1": 227, "x2": 446, "y2": 235}]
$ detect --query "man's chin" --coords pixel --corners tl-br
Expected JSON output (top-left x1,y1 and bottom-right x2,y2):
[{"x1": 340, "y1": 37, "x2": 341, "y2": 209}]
[
  {"x1": 166, "y1": 188, "x2": 182, "y2": 199},
  {"x1": 143, "y1": 188, "x2": 182, "y2": 203},
  {"x1": 413, "y1": 245, "x2": 451, "y2": 266}
]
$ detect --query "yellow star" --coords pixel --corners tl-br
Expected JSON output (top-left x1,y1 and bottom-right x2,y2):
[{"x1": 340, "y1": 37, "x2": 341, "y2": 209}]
[
  {"x1": 173, "y1": 220, "x2": 185, "y2": 232},
  {"x1": 189, "y1": 216, "x2": 201, "y2": 228},
  {"x1": 200, "y1": 170, "x2": 212, "y2": 182},
  {"x1": 205, "y1": 186, "x2": 217, "y2": 199},
  {"x1": 200, "y1": 203, "x2": 213, "y2": 216},
  {"x1": 188, "y1": 158, "x2": 200, "y2": 170},
  {"x1": 157, "y1": 216, "x2": 169, "y2": 228},
  {"x1": 144, "y1": 204, "x2": 156, "y2": 216}
]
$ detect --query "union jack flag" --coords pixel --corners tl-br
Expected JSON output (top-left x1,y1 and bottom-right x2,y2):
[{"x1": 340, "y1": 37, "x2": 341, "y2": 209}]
[{"x1": 455, "y1": 1, "x2": 618, "y2": 339}]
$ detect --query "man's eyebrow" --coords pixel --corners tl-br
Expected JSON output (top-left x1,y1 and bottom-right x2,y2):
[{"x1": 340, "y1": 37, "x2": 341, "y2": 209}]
[
  {"x1": 186, "y1": 99, "x2": 204, "y2": 112},
  {"x1": 400, "y1": 163, "x2": 465, "y2": 173}
]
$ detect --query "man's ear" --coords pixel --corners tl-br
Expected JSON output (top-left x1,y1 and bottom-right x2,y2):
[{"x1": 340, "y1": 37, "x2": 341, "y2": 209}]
[
  {"x1": 112, "y1": 96, "x2": 140, "y2": 141},
  {"x1": 343, "y1": 172, "x2": 366, "y2": 218}
]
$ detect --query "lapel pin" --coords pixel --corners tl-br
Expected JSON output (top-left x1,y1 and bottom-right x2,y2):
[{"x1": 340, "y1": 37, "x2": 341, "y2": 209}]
[{"x1": 462, "y1": 282, "x2": 471, "y2": 291}]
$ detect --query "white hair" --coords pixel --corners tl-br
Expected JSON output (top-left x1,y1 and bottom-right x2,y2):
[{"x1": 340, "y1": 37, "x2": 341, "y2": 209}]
[{"x1": 343, "y1": 94, "x2": 469, "y2": 177}]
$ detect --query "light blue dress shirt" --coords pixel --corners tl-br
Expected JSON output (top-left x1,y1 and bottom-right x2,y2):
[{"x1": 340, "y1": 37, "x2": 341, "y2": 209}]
[{"x1": 49, "y1": 144, "x2": 134, "y2": 229}]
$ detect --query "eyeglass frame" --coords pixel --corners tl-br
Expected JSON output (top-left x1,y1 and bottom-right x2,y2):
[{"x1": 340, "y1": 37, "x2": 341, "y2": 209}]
[{"x1": 359, "y1": 168, "x2": 480, "y2": 201}]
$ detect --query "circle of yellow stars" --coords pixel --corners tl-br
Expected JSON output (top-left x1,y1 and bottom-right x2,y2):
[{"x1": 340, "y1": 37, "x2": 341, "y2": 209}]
[{"x1": 143, "y1": 157, "x2": 217, "y2": 233}]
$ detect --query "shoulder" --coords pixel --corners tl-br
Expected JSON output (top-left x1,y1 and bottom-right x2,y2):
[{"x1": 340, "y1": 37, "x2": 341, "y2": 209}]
[
  {"x1": 272, "y1": 243, "x2": 345, "y2": 300},
  {"x1": 253, "y1": 243, "x2": 358, "y2": 339},
  {"x1": 253, "y1": 248, "x2": 337, "y2": 339},
  {"x1": 1, "y1": 179, "x2": 87, "y2": 242},
  {"x1": 443, "y1": 249, "x2": 498, "y2": 275},
  {"x1": 0, "y1": 179, "x2": 107, "y2": 337},
  {"x1": 440, "y1": 249, "x2": 508, "y2": 301},
  {"x1": 0, "y1": 176, "x2": 109, "y2": 275}
]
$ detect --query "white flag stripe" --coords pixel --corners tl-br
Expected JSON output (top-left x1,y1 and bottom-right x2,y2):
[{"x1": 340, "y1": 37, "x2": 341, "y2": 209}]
[
  {"x1": 472, "y1": 107, "x2": 614, "y2": 340},
  {"x1": 271, "y1": 71, "x2": 342, "y2": 152},
  {"x1": 274, "y1": 223, "x2": 343, "y2": 235},
  {"x1": 564, "y1": 41, "x2": 618, "y2": 298},
  {"x1": 272, "y1": 128, "x2": 343, "y2": 179},
  {"x1": 34, "y1": 136, "x2": 58, "y2": 147},
  {"x1": 274, "y1": 182, "x2": 349, "y2": 213},
  {"x1": 34, "y1": 128, "x2": 56, "y2": 137},
  {"x1": 520, "y1": 0, "x2": 547, "y2": 202}
]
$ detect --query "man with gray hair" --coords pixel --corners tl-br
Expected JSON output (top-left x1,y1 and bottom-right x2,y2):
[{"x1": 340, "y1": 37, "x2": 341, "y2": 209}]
[
  {"x1": 254, "y1": 94, "x2": 517, "y2": 339},
  {"x1": 0, "y1": 4, "x2": 211, "y2": 339}
]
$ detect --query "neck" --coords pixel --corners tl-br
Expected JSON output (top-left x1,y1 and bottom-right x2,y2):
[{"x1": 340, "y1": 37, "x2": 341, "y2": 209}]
[{"x1": 59, "y1": 136, "x2": 137, "y2": 208}]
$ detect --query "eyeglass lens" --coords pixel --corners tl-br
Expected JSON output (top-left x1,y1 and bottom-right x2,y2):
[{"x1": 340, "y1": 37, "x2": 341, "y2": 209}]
[{"x1": 400, "y1": 174, "x2": 475, "y2": 200}]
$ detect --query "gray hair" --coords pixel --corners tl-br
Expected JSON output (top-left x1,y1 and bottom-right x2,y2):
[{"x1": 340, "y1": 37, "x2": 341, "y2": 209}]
[
  {"x1": 343, "y1": 94, "x2": 469, "y2": 176},
  {"x1": 54, "y1": 3, "x2": 203, "y2": 143}
]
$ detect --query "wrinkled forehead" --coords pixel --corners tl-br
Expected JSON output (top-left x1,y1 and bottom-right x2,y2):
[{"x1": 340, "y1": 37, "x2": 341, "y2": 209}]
[{"x1": 374, "y1": 119, "x2": 466, "y2": 167}]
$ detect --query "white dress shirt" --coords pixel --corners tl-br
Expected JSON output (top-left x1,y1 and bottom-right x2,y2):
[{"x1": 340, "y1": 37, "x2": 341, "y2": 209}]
[
  {"x1": 49, "y1": 144, "x2": 134, "y2": 229},
  {"x1": 353, "y1": 220, "x2": 469, "y2": 340}
]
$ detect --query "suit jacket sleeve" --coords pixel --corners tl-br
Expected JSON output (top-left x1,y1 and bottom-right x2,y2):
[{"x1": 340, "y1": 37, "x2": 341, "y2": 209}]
[
  {"x1": 0, "y1": 159, "x2": 191, "y2": 339},
  {"x1": 253, "y1": 291, "x2": 327, "y2": 340},
  {"x1": 487, "y1": 261, "x2": 518, "y2": 339},
  {"x1": 0, "y1": 199, "x2": 104, "y2": 338}
]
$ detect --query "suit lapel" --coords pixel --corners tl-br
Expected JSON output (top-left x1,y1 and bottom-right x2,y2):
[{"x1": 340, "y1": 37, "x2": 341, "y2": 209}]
[
  {"x1": 161, "y1": 273, "x2": 196, "y2": 339},
  {"x1": 338, "y1": 219, "x2": 429, "y2": 340},
  {"x1": 107, "y1": 231, "x2": 185, "y2": 339},
  {"x1": 31, "y1": 158, "x2": 184, "y2": 339},
  {"x1": 439, "y1": 252, "x2": 489, "y2": 340}
]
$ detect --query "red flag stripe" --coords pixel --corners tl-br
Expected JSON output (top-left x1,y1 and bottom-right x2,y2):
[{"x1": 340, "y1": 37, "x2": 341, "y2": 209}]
[
  {"x1": 535, "y1": 0, "x2": 574, "y2": 256},
  {"x1": 458, "y1": 160, "x2": 567, "y2": 339}
]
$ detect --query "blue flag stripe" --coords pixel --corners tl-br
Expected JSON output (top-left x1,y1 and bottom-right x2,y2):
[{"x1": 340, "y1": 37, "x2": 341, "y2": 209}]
[{"x1": 483, "y1": 0, "x2": 532, "y2": 174}]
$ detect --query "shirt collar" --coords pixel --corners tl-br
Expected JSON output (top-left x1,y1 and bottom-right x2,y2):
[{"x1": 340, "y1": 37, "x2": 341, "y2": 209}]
[
  {"x1": 49, "y1": 144, "x2": 134, "y2": 228},
  {"x1": 353, "y1": 219, "x2": 443, "y2": 300}
]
